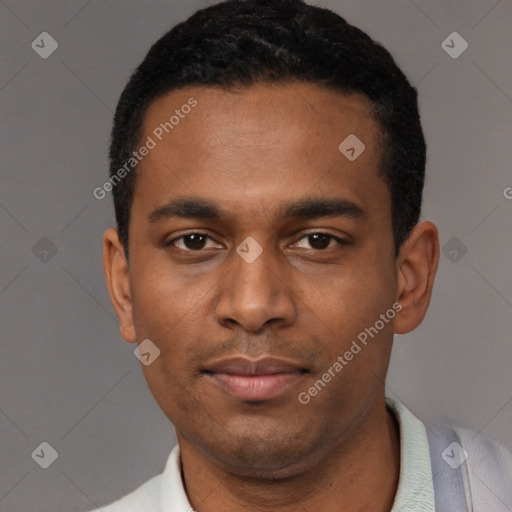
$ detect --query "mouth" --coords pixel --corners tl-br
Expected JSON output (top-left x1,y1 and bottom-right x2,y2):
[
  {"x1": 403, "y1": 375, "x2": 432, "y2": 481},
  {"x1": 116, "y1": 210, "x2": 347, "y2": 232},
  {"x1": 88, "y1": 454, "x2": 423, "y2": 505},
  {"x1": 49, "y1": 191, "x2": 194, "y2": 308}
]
[{"x1": 202, "y1": 356, "x2": 309, "y2": 402}]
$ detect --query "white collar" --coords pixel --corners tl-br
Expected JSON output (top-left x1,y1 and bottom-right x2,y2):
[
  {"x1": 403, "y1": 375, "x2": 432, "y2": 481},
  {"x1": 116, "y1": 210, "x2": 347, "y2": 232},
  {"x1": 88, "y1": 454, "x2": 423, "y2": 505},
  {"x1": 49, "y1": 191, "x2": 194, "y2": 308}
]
[{"x1": 386, "y1": 397, "x2": 435, "y2": 511}]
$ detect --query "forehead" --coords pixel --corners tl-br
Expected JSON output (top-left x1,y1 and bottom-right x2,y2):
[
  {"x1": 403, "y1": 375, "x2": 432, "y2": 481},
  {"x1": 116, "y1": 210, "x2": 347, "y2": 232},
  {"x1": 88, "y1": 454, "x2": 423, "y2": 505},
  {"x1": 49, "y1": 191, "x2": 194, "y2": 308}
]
[{"x1": 133, "y1": 82, "x2": 387, "y2": 222}]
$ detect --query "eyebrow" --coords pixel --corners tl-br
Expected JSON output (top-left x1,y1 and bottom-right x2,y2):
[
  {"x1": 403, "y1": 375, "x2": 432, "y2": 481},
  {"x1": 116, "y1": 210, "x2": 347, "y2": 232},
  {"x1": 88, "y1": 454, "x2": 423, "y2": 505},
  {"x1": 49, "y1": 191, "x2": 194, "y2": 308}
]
[{"x1": 147, "y1": 196, "x2": 365, "y2": 224}]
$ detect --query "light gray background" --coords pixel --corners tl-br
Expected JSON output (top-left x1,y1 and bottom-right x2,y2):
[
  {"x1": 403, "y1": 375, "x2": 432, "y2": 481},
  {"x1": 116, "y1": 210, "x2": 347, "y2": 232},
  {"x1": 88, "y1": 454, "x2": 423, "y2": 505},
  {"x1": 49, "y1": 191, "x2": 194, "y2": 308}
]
[{"x1": 0, "y1": 1, "x2": 511, "y2": 511}]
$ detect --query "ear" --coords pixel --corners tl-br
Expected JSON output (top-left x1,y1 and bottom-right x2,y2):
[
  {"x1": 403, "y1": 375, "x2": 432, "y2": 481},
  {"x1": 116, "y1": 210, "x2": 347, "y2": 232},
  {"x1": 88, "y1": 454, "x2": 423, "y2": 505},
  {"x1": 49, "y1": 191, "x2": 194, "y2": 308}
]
[
  {"x1": 103, "y1": 228, "x2": 136, "y2": 343},
  {"x1": 394, "y1": 221, "x2": 439, "y2": 335}
]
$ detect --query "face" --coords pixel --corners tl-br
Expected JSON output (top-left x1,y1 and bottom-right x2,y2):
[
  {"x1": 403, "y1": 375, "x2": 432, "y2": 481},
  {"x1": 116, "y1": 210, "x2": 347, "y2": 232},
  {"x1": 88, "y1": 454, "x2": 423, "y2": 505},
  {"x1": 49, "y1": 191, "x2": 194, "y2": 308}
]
[{"x1": 103, "y1": 82, "x2": 438, "y2": 477}]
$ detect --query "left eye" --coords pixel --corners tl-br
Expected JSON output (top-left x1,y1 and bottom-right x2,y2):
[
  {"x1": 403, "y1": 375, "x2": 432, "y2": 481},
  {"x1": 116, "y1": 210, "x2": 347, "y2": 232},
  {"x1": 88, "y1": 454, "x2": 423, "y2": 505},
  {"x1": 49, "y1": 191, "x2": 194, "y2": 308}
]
[
  {"x1": 170, "y1": 233, "x2": 221, "y2": 251},
  {"x1": 293, "y1": 233, "x2": 345, "y2": 250}
]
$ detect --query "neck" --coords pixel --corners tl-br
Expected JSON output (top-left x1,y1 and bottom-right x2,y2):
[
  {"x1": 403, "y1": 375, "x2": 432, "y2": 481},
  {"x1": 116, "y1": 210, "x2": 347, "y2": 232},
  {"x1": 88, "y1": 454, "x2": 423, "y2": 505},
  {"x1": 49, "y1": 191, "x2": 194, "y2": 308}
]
[{"x1": 178, "y1": 397, "x2": 400, "y2": 512}]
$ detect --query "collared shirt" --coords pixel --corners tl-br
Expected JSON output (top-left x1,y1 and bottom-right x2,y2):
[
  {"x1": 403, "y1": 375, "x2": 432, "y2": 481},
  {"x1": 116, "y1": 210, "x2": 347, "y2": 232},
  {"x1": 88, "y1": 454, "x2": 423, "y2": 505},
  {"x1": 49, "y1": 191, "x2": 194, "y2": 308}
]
[
  {"x1": 386, "y1": 397, "x2": 435, "y2": 511},
  {"x1": 93, "y1": 397, "x2": 437, "y2": 511}
]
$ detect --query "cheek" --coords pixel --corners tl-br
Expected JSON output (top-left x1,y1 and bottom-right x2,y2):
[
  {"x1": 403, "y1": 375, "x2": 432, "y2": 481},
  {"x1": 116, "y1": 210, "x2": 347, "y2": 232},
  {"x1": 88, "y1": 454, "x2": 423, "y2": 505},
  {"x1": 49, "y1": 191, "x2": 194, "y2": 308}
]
[
  {"x1": 140, "y1": 362, "x2": 199, "y2": 428},
  {"x1": 306, "y1": 267, "x2": 392, "y2": 330},
  {"x1": 130, "y1": 262, "x2": 212, "y2": 378},
  {"x1": 300, "y1": 262, "x2": 396, "y2": 375},
  {"x1": 130, "y1": 259, "x2": 202, "y2": 335}
]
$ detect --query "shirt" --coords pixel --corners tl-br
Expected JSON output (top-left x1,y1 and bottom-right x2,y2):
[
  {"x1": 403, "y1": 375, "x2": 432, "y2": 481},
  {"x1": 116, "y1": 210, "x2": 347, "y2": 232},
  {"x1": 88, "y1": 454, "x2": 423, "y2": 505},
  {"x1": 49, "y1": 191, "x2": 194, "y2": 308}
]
[{"x1": 88, "y1": 397, "x2": 511, "y2": 511}]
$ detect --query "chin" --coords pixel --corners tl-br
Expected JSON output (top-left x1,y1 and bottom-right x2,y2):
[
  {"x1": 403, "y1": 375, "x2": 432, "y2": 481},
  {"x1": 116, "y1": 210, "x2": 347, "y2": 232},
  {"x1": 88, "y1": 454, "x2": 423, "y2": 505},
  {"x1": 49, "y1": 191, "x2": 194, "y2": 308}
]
[{"x1": 197, "y1": 425, "x2": 324, "y2": 480}]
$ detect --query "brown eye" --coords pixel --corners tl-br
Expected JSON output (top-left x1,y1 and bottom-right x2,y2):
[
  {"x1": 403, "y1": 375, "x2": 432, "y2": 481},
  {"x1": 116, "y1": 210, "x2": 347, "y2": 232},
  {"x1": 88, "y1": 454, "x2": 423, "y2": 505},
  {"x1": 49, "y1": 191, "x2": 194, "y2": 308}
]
[
  {"x1": 168, "y1": 233, "x2": 221, "y2": 251},
  {"x1": 294, "y1": 232, "x2": 347, "y2": 250},
  {"x1": 307, "y1": 233, "x2": 331, "y2": 250},
  {"x1": 182, "y1": 234, "x2": 208, "y2": 250}
]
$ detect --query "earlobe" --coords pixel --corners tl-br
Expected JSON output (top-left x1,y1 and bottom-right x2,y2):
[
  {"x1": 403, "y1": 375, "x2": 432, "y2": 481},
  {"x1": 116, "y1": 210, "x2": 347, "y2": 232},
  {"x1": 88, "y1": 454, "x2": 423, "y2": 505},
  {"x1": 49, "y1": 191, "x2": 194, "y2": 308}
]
[
  {"x1": 102, "y1": 228, "x2": 137, "y2": 343},
  {"x1": 394, "y1": 221, "x2": 440, "y2": 335}
]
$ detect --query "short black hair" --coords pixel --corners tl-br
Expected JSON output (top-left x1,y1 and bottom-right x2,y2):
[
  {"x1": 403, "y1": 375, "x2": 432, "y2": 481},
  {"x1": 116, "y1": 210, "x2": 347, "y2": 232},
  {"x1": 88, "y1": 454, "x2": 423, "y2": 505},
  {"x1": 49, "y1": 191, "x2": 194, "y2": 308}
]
[{"x1": 109, "y1": 0, "x2": 425, "y2": 259}]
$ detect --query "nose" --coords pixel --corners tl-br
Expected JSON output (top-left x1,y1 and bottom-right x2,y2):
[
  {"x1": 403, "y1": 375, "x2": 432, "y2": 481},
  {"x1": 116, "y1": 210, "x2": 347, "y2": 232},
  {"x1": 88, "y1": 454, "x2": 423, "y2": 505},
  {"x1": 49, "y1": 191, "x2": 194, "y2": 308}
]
[{"x1": 214, "y1": 243, "x2": 297, "y2": 333}]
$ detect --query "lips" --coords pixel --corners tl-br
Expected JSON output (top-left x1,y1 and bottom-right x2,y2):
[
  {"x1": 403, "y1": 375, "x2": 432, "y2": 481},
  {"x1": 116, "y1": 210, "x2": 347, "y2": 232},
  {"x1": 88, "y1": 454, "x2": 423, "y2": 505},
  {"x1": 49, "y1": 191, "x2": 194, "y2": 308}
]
[{"x1": 203, "y1": 356, "x2": 308, "y2": 402}]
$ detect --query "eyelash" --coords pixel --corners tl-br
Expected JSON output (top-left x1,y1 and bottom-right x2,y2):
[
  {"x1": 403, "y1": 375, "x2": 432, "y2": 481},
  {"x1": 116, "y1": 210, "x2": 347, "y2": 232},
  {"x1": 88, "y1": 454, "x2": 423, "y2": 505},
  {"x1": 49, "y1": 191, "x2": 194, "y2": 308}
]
[{"x1": 166, "y1": 231, "x2": 350, "y2": 253}]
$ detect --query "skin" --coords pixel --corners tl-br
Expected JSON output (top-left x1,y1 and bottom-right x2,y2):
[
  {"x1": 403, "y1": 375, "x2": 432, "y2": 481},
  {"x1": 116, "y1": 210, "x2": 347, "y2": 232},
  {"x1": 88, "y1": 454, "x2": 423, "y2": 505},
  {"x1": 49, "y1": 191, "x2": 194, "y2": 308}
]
[{"x1": 103, "y1": 82, "x2": 439, "y2": 512}]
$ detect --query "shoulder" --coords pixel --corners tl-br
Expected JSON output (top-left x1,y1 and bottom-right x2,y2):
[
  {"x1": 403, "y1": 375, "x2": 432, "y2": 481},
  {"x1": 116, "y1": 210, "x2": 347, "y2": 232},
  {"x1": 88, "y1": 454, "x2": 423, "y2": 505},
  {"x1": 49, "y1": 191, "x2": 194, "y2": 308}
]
[
  {"x1": 453, "y1": 426, "x2": 512, "y2": 495},
  {"x1": 86, "y1": 473, "x2": 162, "y2": 512},
  {"x1": 451, "y1": 425, "x2": 512, "y2": 473},
  {"x1": 84, "y1": 445, "x2": 184, "y2": 512},
  {"x1": 427, "y1": 422, "x2": 512, "y2": 510},
  {"x1": 426, "y1": 421, "x2": 512, "y2": 468}
]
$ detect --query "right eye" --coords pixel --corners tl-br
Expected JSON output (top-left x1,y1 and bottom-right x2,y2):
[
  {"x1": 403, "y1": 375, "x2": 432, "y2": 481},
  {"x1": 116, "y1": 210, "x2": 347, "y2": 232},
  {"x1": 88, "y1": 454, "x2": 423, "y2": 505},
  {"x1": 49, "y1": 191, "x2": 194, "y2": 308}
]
[{"x1": 167, "y1": 233, "x2": 223, "y2": 253}]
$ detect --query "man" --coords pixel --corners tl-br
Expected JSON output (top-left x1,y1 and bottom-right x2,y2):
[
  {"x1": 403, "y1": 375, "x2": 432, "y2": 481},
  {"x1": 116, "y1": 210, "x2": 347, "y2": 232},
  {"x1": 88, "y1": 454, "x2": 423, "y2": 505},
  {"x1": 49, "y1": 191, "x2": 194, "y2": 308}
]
[{"x1": 96, "y1": 0, "x2": 512, "y2": 510}]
